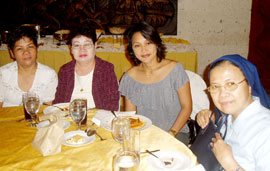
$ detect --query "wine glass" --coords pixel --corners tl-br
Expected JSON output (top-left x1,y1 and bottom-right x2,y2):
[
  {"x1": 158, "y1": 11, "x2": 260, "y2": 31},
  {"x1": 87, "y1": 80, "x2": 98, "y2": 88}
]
[
  {"x1": 70, "y1": 99, "x2": 87, "y2": 130},
  {"x1": 112, "y1": 116, "x2": 130, "y2": 144},
  {"x1": 24, "y1": 92, "x2": 40, "y2": 127}
]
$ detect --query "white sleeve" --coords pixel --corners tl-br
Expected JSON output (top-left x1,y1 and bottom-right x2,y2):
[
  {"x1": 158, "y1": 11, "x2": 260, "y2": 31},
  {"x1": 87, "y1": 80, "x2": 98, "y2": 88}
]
[
  {"x1": 41, "y1": 70, "x2": 58, "y2": 103},
  {"x1": 254, "y1": 125, "x2": 270, "y2": 171}
]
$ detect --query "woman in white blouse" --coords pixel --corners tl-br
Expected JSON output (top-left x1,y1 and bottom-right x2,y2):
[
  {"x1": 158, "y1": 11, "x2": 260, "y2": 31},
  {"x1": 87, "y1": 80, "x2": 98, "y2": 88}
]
[{"x1": 0, "y1": 26, "x2": 58, "y2": 107}]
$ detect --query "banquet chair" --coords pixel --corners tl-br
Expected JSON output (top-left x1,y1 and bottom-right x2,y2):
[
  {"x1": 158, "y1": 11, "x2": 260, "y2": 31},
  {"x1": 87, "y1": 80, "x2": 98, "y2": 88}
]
[{"x1": 185, "y1": 70, "x2": 210, "y2": 144}]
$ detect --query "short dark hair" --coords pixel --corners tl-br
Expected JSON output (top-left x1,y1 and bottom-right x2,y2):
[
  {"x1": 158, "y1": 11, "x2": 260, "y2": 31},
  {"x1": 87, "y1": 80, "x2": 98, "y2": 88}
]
[
  {"x1": 69, "y1": 25, "x2": 97, "y2": 45},
  {"x1": 8, "y1": 26, "x2": 38, "y2": 51},
  {"x1": 125, "y1": 21, "x2": 166, "y2": 65}
]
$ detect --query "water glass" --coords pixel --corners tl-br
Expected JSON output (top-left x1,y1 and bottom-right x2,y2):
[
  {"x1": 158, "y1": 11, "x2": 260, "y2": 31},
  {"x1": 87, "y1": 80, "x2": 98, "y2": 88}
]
[
  {"x1": 113, "y1": 150, "x2": 140, "y2": 171},
  {"x1": 80, "y1": 98, "x2": 88, "y2": 126},
  {"x1": 70, "y1": 99, "x2": 87, "y2": 130},
  {"x1": 123, "y1": 129, "x2": 140, "y2": 158},
  {"x1": 24, "y1": 92, "x2": 40, "y2": 126},
  {"x1": 22, "y1": 93, "x2": 32, "y2": 121},
  {"x1": 112, "y1": 116, "x2": 130, "y2": 144}
]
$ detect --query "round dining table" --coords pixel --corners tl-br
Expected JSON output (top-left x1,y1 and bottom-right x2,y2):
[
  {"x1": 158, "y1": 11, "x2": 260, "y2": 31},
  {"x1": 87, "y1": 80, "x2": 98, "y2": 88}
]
[{"x1": 0, "y1": 105, "x2": 197, "y2": 171}]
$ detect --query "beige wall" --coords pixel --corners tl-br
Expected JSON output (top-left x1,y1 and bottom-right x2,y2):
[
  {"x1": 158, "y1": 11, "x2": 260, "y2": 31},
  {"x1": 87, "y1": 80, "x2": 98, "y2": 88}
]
[{"x1": 176, "y1": 0, "x2": 252, "y2": 76}]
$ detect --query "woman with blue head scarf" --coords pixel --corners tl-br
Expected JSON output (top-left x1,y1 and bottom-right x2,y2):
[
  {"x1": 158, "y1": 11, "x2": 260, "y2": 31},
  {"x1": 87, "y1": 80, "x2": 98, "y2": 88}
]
[
  {"x1": 210, "y1": 54, "x2": 270, "y2": 109},
  {"x1": 196, "y1": 54, "x2": 270, "y2": 170}
]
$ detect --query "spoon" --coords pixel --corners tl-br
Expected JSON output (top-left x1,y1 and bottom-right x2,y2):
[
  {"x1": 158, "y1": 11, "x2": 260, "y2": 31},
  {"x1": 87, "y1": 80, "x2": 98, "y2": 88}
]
[
  {"x1": 87, "y1": 127, "x2": 106, "y2": 141},
  {"x1": 85, "y1": 122, "x2": 95, "y2": 133},
  {"x1": 146, "y1": 150, "x2": 172, "y2": 166}
]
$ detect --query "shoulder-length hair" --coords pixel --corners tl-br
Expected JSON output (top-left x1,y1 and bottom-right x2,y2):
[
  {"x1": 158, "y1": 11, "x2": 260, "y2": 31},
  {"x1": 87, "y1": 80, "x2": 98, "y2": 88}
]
[{"x1": 125, "y1": 21, "x2": 166, "y2": 65}]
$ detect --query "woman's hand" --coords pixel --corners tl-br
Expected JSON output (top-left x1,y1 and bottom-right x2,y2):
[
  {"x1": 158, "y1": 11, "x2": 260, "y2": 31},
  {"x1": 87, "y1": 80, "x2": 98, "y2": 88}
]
[
  {"x1": 196, "y1": 109, "x2": 212, "y2": 129},
  {"x1": 211, "y1": 133, "x2": 241, "y2": 171}
]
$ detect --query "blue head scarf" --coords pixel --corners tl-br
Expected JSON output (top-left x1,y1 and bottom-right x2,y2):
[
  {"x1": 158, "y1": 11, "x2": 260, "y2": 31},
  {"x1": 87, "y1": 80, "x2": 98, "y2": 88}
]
[{"x1": 209, "y1": 54, "x2": 270, "y2": 109}]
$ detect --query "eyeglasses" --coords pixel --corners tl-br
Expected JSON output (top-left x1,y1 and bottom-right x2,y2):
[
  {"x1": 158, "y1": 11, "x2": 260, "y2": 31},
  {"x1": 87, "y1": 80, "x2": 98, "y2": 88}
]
[
  {"x1": 207, "y1": 79, "x2": 246, "y2": 93},
  {"x1": 72, "y1": 43, "x2": 93, "y2": 49}
]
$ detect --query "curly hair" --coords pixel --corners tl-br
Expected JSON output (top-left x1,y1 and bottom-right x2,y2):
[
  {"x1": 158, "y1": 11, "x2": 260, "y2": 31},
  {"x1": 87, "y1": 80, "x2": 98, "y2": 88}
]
[{"x1": 125, "y1": 21, "x2": 166, "y2": 65}]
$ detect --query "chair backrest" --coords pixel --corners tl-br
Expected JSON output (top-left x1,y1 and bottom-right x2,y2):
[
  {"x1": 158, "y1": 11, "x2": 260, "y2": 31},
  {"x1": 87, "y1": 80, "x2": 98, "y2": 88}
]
[{"x1": 185, "y1": 70, "x2": 210, "y2": 120}]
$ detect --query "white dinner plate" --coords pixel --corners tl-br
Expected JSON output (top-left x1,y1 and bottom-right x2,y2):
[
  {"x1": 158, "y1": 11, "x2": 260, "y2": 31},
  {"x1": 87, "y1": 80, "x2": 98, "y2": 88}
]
[
  {"x1": 96, "y1": 110, "x2": 152, "y2": 131},
  {"x1": 62, "y1": 130, "x2": 95, "y2": 147},
  {"x1": 43, "y1": 103, "x2": 70, "y2": 118},
  {"x1": 36, "y1": 120, "x2": 70, "y2": 130},
  {"x1": 148, "y1": 150, "x2": 191, "y2": 171}
]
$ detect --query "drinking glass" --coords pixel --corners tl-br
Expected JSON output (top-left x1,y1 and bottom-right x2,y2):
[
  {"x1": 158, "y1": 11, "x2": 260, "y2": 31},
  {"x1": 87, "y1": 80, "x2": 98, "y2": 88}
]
[
  {"x1": 123, "y1": 129, "x2": 140, "y2": 159},
  {"x1": 113, "y1": 150, "x2": 140, "y2": 171},
  {"x1": 112, "y1": 116, "x2": 130, "y2": 144},
  {"x1": 24, "y1": 92, "x2": 40, "y2": 127},
  {"x1": 70, "y1": 99, "x2": 87, "y2": 130},
  {"x1": 22, "y1": 93, "x2": 32, "y2": 121}
]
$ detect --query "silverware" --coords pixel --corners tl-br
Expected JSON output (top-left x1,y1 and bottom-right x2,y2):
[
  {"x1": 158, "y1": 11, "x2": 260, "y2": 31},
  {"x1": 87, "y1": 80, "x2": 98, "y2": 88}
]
[
  {"x1": 16, "y1": 118, "x2": 25, "y2": 122},
  {"x1": 85, "y1": 122, "x2": 95, "y2": 133},
  {"x1": 141, "y1": 149, "x2": 160, "y2": 154},
  {"x1": 94, "y1": 131, "x2": 107, "y2": 141},
  {"x1": 111, "y1": 111, "x2": 117, "y2": 117},
  {"x1": 146, "y1": 150, "x2": 172, "y2": 166},
  {"x1": 87, "y1": 127, "x2": 106, "y2": 141},
  {"x1": 0, "y1": 118, "x2": 25, "y2": 123}
]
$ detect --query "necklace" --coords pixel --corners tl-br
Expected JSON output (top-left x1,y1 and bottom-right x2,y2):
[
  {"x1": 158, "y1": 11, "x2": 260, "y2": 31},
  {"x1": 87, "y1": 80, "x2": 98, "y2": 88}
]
[{"x1": 75, "y1": 73, "x2": 90, "y2": 92}]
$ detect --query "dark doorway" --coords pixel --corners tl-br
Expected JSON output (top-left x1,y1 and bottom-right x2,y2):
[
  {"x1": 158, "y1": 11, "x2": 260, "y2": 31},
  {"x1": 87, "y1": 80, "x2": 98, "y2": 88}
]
[{"x1": 248, "y1": 0, "x2": 270, "y2": 94}]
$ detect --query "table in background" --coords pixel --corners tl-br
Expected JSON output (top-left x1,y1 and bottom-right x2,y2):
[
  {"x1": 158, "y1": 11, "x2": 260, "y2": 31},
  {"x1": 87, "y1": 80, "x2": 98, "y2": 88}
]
[
  {"x1": 0, "y1": 51, "x2": 197, "y2": 80},
  {"x1": 0, "y1": 106, "x2": 197, "y2": 171},
  {"x1": 0, "y1": 36, "x2": 197, "y2": 80}
]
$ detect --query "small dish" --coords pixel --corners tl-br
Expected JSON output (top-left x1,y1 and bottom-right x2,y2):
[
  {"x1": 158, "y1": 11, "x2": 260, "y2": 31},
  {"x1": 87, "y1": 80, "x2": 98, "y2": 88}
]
[
  {"x1": 94, "y1": 110, "x2": 152, "y2": 131},
  {"x1": 43, "y1": 103, "x2": 69, "y2": 114},
  {"x1": 62, "y1": 130, "x2": 95, "y2": 147},
  {"x1": 43, "y1": 103, "x2": 70, "y2": 118},
  {"x1": 37, "y1": 120, "x2": 70, "y2": 130},
  {"x1": 148, "y1": 150, "x2": 191, "y2": 171}
]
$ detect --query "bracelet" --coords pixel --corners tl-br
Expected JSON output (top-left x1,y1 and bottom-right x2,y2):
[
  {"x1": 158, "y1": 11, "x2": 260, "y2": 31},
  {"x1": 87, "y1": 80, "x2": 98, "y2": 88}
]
[{"x1": 169, "y1": 130, "x2": 178, "y2": 137}]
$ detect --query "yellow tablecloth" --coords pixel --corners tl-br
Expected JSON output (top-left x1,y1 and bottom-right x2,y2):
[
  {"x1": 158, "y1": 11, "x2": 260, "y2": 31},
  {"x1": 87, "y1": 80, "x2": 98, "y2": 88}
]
[
  {"x1": 0, "y1": 51, "x2": 197, "y2": 80},
  {"x1": 0, "y1": 106, "x2": 197, "y2": 171}
]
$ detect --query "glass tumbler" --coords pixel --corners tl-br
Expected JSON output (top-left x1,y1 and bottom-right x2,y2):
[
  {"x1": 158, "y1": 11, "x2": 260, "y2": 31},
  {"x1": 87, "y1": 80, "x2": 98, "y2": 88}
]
[
  {"x1": 22, "y1": 93, "x2": 32, "y2": 121},
  {"x1": 113, "y1": 150, "x2": 139, "y2": 171},
  {"x1": 123, "y1": 129, "x2": 140, "y2": 159}
]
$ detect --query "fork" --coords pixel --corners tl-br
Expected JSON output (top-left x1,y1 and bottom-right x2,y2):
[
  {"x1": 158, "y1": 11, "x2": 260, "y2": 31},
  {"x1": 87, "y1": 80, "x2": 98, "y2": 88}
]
[
  {"x1": 140, "y1": 149, "x2": 160, "y2": 154},
  {"x1": 146, "y1": 150, "x2": 172, "y2": 166}
]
